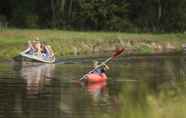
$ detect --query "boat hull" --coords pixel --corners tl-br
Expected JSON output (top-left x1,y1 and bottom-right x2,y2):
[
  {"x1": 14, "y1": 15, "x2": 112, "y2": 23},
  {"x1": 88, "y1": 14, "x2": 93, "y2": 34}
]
[
  {"x1": 87, "y1": 81, "x2": 107, "y2": 93},
  {"x1": 86, "y1": 73, "x2": 107, "y2": 83},
  {"x1": 20, "y1": 52, "x2": 55, "y2": 63}
]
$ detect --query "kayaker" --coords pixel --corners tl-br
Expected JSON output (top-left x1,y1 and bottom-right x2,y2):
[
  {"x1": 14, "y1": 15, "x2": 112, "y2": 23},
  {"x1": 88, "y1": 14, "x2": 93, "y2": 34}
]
[{"x1": 92, "y1": 61, "x2": 109, "y2": 75}]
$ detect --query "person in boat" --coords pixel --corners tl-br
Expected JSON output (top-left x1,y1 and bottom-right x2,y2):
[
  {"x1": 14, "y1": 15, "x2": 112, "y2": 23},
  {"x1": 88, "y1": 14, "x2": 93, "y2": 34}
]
[
  {"x1": 34, "y1": 37, "x2": 42, "y2": 56},
  {"x1": 25, "y1": 37, "x2": 42, "y2": 55},
  {"x1": 24, "y1": 40, "x2": 34, "y2": 54},
  {"x1": 47, "y1": 45, "x2": 54, "y2": 57},
  {"x1": 92, "y1": 61, "x2": 109, "y2": 75},
  {"x1": 41, "y1": 44, "x2": 55, "y2": 59},
  {"x1": 40, "y1": 41, "x2": 47, "y2": 53}
]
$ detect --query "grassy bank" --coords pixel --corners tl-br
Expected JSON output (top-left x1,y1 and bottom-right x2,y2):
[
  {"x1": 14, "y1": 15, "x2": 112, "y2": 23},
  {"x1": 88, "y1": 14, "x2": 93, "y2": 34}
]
[{"x1": 0, "y1": 29, "x2": 186, "y2": 61}]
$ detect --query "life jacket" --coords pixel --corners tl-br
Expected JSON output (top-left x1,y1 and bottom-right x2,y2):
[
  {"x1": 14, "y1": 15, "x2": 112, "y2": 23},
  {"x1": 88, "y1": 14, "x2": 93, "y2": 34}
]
[{"x1": 93, "y1": 68, "x2": 105, "y2": 75}]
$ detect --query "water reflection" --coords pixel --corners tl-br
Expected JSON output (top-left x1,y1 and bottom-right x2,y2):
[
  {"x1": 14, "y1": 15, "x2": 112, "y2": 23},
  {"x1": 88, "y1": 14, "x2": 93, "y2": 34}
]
[
  {"x1": 20, "y1": 63, "x2": 55, "y2": 95},
  {"x1": 19, "y1": 62, "x2": 62, "y2": 118},
  {"x1": 86, "y1": 82, "x2": 108, "y2": 102},
  {"x1": 1, "y1": 55, "x2": 186, "y2": 118}
]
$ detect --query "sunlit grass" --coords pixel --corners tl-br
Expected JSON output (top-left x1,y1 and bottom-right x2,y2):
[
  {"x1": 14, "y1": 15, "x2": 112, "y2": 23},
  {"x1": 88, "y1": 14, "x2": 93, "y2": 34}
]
[{"x1": 0, "y1": 28, "x2": 186, "y2": 60}]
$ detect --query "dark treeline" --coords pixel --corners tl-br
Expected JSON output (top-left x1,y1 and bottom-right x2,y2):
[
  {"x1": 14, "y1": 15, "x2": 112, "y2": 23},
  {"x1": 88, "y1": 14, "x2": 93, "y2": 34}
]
[{"x1": 1, "y1": 0, "x2": 186, "y2": 32}]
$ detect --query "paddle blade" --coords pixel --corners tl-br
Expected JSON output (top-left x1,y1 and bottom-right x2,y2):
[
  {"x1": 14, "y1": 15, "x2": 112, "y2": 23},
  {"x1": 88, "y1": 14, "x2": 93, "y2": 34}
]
[{"x1": 112, "y1": 48, "x2": 125, "y2": 59}]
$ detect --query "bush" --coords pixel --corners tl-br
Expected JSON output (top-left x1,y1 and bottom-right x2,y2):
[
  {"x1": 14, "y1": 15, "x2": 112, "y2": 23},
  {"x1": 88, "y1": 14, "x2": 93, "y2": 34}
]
[
  {"x1": 25, "y1": 15, "x2": 39, "y2": 28},
  {"x1": 107, "y1": 17, "x2": 134, "y2": 32}
]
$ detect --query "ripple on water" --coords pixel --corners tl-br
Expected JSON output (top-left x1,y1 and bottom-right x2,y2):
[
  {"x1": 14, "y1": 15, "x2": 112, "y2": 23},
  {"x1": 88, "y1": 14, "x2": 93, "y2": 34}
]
[{"x1": 0, "y1": 55, "x2": 186, "y2": 118}]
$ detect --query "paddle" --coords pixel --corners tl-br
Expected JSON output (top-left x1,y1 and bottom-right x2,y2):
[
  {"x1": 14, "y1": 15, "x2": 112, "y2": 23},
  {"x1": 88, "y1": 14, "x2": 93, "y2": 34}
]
[{"x1": 80, "y1": 48, "x2": 125, "y2": 81}]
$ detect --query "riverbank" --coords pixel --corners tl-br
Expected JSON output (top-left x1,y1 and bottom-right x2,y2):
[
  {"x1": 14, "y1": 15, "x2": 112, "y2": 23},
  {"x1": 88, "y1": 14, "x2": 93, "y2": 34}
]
[{"x1": 0, "y1": 29, "x2": 186, "y2": 61}]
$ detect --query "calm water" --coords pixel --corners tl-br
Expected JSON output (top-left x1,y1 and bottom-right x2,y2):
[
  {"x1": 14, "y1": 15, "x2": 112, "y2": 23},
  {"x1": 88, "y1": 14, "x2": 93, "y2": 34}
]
[{"x1": 0, "y1": 55, "x2": 186, "y2": 118}]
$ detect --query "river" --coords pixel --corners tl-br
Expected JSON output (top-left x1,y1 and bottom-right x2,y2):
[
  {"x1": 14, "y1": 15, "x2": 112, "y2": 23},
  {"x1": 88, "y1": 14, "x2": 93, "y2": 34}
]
[{"x1": 0, "y1": 55, "x2": 186, "y2": 118}]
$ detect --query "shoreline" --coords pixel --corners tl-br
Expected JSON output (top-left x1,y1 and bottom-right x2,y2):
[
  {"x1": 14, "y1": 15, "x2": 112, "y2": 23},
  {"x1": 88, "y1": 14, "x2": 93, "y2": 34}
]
[
  {"x1": 0, "y1": 29, "x2": 186, "y2": 61},
  {"x1": 0, "y1": 51, "x2": 183, "y2": 64}
]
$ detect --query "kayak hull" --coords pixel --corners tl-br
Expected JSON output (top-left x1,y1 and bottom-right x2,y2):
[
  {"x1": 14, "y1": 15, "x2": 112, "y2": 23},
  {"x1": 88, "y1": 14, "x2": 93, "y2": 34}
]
[
  {"x1": 87, "y1": 81, "x2": 107, "y2": 93},
  {"x1": 86, "y1": 73, "x2": 107, "y2": 83},
  {"x1": 20, "y1": 51, "x2": 55, "y2": 63}
]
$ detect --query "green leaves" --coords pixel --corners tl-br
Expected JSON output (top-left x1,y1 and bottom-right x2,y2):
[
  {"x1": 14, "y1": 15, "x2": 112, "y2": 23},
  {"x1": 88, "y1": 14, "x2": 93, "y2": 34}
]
[{"x1": 1, "y1": 0, "x2": 186, "y2": 32}]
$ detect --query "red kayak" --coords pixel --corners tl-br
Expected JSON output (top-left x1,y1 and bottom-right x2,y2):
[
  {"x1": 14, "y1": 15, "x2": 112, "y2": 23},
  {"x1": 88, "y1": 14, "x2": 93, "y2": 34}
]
[{"x1": 86, "y1": 73, "x2": 108, "y2": 83}]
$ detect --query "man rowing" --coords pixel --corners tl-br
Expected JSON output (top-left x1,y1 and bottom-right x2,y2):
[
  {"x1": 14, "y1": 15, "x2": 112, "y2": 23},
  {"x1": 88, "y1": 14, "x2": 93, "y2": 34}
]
[
  {"x1": 92, "y1": 61, "x2": 109, "y2": 75},
  {"x1": 82, "y1": 61, "x2": 109, "y2": 83}
]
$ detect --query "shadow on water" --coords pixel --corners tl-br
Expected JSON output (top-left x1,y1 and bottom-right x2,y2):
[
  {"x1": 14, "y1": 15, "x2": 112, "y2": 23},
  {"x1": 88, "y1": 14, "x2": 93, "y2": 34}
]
[{"x1": 1, "y1": 55, "x2": 186, "y2": 118}]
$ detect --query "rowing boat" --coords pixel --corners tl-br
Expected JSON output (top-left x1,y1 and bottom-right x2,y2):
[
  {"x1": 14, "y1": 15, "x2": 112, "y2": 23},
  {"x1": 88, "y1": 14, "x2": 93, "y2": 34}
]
[{"x1": 20, "y1": 51, "x2": 55, "y2": 63}]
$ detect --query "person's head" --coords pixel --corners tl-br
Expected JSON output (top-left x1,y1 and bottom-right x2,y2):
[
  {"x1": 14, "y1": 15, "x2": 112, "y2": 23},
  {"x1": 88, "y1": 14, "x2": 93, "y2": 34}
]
[
  {"x1": 27, "y1": 40, "x2": 33, "y2": 47},
  {"x1": 34, "y1": 37, "x2": 40, "y2": 44},
  {"x1": 32, "y1": 40, "x2": 36, "y2": 46},
  {"x1": 35, "y1": 37, "x2": 40, "y2": 41},
  {"x1": 93, "y1": 61, "x2": 99, "y2": 68},
  {"x1": 41, "y1": 43, "x2": 45, "y2": 49}
]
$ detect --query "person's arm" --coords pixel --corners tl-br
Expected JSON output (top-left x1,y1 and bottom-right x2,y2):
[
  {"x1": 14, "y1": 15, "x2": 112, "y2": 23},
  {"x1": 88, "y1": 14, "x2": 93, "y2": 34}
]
[
  {"x1": 23, "y1": 40, "x2": 33, "y2": 53},
  {"x1": 103, "y1": 64, "x2": 110, "y2": 70},
  {"x1": 48, "y1": 46, "x2": 54, "y2": 57}
]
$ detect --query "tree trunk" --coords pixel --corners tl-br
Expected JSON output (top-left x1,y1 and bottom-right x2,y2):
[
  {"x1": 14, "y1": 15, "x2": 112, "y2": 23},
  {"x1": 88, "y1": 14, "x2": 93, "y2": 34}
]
[
  {"x1": 59, "y1": 0, "x2": 66, "y2": 14},
  {"x1": 68, "y1": 0, "x2": 73, "y2": 19},
  {"x1": 51, "y1": 0, "x2": 57, "y2": 27},
  {"x1": 157, "y1": 0, "x2": 162, "y2": 31},
  {"x1": 158, "y1": 0, "x2": 162, "y2": 21}
]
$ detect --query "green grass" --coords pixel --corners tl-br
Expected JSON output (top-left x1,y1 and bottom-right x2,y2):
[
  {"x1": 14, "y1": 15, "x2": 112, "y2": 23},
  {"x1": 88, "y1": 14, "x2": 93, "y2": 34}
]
[{"x1": 0, "y1": 29, "x2": 186, "y2": 61}]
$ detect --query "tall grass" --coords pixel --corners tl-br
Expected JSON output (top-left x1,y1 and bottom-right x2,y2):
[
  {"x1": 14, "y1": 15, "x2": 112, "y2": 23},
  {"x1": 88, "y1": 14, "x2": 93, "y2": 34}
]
[{"x1": 0, "y1": 29, "x2": 186, "y2": 60}]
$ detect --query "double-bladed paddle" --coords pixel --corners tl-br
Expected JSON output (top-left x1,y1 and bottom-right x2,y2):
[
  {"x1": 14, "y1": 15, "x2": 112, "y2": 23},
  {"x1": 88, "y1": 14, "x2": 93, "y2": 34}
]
[{"x1": 80, "y1": 48, "x2": 125, "y2": 81}]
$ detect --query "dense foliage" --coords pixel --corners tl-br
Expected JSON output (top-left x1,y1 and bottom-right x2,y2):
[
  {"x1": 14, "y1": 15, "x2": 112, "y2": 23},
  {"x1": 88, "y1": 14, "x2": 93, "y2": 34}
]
[{"x1": 1, "y1": 0, "x2": 186, "y2": 32}]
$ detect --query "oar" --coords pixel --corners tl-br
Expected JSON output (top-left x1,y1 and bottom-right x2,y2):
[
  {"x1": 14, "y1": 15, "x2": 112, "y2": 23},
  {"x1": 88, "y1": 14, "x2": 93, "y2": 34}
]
[{"x1": 80, "y1": 48, "x2": 125, "y2": 81}]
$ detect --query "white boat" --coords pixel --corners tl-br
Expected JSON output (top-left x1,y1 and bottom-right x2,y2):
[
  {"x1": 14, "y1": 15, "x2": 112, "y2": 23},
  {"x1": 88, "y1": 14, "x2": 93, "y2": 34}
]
[{"x1": 20, "y1": 49, "x2": 55, "y2": 63}]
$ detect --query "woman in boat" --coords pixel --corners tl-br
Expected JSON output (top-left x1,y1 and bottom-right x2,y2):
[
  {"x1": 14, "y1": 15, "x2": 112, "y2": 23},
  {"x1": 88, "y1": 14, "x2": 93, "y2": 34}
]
[
  {"x1": 24, "y1": 40, "x2": 33, "y2": 54},
  {"x1": 34, "y1": 37, "x2": 42, "y2": 56},
  {"x1": 24, "y1": 40, "x2": 37, "y2": 55},
  {"x1": 44, "y1": 45, "x2": 55, "y2": 58},
  {"x1": 40, "y1": 42, "x2": 46, "y2": 54},
  {"x1": 25, "y1": 37, "x2": 42, "y2": 55}
]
